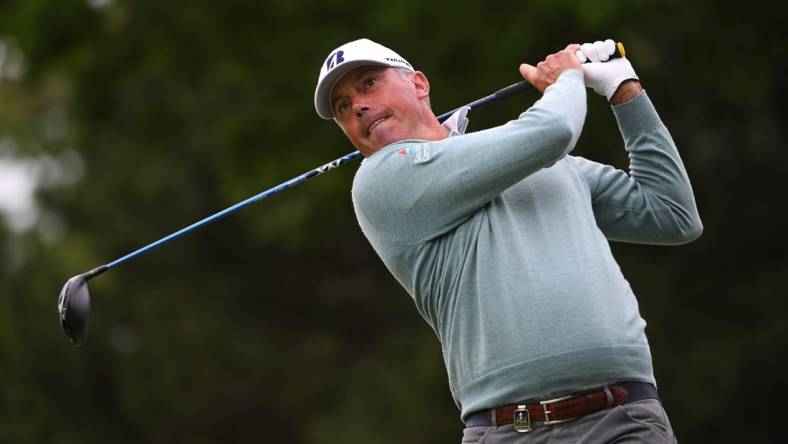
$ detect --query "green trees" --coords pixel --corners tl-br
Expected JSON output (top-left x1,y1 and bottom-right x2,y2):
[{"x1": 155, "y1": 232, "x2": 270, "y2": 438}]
[{"x1": 0, "y1": 1, "x2": 785, "y2": 442}]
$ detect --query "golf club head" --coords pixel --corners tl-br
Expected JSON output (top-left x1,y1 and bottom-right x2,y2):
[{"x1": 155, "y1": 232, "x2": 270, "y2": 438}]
[{"x1": 58, "y1": 274, "x2": 91, "y2": 345}]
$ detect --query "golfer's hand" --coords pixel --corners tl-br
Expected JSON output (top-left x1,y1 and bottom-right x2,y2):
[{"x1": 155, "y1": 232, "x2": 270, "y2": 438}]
[
  {"x1": 581, "y1": 39, "x2": 640, "y2": 102},
  {"x1": 519, "y1": 44, "x2": 583, "y2": 94}
]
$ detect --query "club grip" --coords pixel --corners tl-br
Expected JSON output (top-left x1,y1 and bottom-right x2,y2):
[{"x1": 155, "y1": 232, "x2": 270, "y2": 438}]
[
  {"x1": 494, "y1": 80, "x2": 531, "y2": 100},
  {"x1": 494, "y1": 41, "x2": 626, "y2": 100},
  {"x1": 439, "y1": 41, "x2": 627, "y2": 121}
]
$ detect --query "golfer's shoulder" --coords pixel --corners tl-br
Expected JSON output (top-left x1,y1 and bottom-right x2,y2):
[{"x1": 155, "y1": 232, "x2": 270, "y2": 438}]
[
  {"x1": 353, "y1": 141, "x2": 428, "y2": 187},
  {"x1": 353, "y1": 141, "x2": 437, "y2": 217}
]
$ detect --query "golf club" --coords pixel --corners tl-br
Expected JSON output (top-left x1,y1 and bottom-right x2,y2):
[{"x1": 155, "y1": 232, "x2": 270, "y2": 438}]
[{"x1": 58, "y1": 42, "x2": 626, "y2": 345}]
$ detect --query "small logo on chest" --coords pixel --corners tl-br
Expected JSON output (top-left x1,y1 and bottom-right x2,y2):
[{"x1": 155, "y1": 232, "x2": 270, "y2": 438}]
[{"x1": 398, "y1": 146, "x2": 431, "y2": 163}]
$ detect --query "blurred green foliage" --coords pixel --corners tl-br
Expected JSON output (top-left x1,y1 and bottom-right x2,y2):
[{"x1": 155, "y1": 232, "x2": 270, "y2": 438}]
[{"x1": 0, "y1": 0, "x2": 786, "y2": 442}]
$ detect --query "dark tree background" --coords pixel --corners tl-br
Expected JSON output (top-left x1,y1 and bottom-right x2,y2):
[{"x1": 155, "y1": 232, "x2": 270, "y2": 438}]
[{"x1": 0, "y1": 1, "x2": 785, "y2": 442}]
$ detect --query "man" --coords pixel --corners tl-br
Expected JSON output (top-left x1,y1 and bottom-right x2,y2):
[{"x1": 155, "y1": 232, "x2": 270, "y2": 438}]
[{"x1": 315, "y1": 38, "x2": 701, "y2": 443}]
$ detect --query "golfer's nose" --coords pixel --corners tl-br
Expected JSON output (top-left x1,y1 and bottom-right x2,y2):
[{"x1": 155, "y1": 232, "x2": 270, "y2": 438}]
[{"x1": 352, "y1": 99, "x2": 370, "y2": 118}]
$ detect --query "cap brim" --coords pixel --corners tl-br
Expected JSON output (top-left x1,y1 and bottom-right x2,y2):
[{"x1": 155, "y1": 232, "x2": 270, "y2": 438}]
[{"x1": 314, "y1": 60, "x2": 391, "y2": 119}]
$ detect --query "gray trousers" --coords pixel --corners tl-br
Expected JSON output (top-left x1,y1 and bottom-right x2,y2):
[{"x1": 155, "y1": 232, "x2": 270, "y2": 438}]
[{"x1": 461, "y1": 399, "x2": 677, "y2": 443}]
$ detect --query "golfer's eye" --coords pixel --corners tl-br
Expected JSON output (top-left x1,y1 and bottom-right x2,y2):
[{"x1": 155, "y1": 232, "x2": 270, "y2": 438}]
[
  {"x1": 336, "y1": 101, "x2": 350, "y2": 114},
  {"x1": 363, "y1": 77, "x2": 377, "y2": 89}
]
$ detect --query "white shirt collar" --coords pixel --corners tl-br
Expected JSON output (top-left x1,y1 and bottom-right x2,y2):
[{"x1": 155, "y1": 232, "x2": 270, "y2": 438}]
[{"x1": 441, "y1": 106, "x2": 470, "y2": 137}]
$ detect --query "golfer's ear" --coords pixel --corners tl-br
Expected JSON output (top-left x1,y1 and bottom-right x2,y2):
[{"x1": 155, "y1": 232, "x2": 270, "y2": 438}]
[{"x1": 411, "y1": 71, "x2": 430, "y2": 99}]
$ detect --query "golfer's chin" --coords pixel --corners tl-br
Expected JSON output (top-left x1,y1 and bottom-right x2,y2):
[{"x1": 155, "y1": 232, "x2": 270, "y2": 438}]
[{"x1": 364, "y1": 127, "x2": 407, "y2": 154}]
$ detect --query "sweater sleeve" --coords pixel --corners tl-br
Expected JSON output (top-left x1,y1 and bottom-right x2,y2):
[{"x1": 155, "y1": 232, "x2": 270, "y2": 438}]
[
  {"x1": 568, "y1": 91, "x2": 703, "y2": 245},
  {"x1": 352, "y1": 70, "x2": 587, "y2": 244}
]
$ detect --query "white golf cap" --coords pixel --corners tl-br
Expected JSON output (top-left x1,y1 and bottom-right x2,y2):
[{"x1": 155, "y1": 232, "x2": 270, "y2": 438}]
[{"x1": 314, "y1": 38, "x2": 414, "y2": 119}]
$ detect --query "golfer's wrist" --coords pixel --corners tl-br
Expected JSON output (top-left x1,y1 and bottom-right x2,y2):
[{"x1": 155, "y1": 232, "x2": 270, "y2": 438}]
[{"x1": 610, "y1": 80, "x2": 643, "y2": 105}]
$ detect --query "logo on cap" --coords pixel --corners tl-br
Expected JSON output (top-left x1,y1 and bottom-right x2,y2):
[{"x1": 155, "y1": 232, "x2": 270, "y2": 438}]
[
  {"x1": 325, "y1": 50, "x2": 345, "y2": 71},
  {"x1": 385, "y1": 57, "x2": 411, "y2": 68}
]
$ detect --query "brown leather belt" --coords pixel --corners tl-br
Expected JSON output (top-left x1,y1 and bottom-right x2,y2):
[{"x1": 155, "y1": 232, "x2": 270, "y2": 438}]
[{"x1": 464, "y1": 382, "x2": 658, "y2": 432}]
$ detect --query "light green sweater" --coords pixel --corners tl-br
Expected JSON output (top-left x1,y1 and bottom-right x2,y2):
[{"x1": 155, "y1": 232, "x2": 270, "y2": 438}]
[{"x1": 351, "y1": 70, "x2": 702, "y2": 420}]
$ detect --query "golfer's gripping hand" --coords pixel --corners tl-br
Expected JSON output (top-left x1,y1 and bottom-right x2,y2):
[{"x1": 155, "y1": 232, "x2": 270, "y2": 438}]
[
  {"x1": 519, "y1": 44, "x2": 583, "y2": 93},
  {"x1": 581, "y1": 39, "x2": 640, "y2": 102}
]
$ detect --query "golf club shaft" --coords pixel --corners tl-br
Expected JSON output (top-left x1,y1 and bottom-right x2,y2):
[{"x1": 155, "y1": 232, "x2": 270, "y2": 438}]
[
  {"x1": 100, "y1": 40, "x2": 629, "y2": 274},
  {"x1": 100, "y1": 79, "x2": 533, "y2": 273}
]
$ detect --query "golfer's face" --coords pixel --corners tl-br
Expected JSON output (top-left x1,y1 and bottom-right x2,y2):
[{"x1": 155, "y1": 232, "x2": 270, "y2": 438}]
[{"x1": 331, "y1": 66, "x2": 423, "y2": 156}]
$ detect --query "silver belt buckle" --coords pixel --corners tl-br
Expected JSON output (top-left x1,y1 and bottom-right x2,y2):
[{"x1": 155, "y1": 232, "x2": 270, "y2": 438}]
[
  {"x1": 513, "y1": 404, "x2": 532, "y2": 433},
  {"x1": 540, "y1": 395, "x2": 575, "y2": 425}
]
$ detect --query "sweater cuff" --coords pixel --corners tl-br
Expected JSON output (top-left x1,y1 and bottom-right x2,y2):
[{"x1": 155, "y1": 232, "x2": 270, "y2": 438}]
[
  {"x1": 612, "y1": 91, "x2": 663, "y2": 141},
  {"x1": 557, "y1": 68, "x2": 584, "y2": 86}
]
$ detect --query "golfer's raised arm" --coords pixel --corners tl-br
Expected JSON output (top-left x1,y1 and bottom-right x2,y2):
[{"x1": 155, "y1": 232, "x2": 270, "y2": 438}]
[
  {"x1": 569, "y1": 92, "x2": 703, "y2": 245},
  {"x1": 569, "y1": 50, "x2": 703, "y2": 245}
]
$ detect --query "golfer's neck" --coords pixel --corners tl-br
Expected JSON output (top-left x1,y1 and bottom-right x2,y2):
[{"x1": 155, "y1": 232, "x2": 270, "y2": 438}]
[{"x1": 421, "y1": 111, "x2": 451, "y2": 141}]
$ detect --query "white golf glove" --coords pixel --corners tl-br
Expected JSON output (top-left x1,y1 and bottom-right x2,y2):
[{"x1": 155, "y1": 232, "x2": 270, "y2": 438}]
[{"x1": 579, "y1": 39, "x2": 639, "y2": 101}]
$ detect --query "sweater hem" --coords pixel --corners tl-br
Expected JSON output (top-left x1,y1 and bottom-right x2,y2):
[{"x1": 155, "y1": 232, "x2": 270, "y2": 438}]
[{"x1": 456, "y1": 344, "x2": 655, "y2": 421}]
